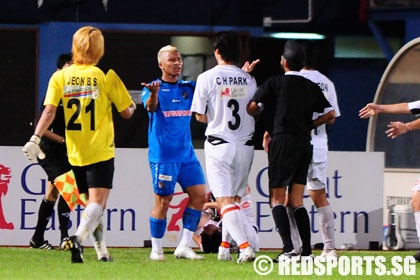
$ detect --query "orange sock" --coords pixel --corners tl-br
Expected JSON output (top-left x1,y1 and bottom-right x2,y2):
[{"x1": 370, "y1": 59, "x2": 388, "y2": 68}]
[
  {"x1": 220, "y1": 241, "x2": 230, "y2": 249},
  {"x1": 239, "y1": 242, "x2": 250, "y2": 251}
]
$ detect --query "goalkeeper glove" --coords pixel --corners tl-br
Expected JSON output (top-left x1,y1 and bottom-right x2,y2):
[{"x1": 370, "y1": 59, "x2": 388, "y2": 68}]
[{"x1": 22, "y1": 135, "x2": 46, "y2": 162}]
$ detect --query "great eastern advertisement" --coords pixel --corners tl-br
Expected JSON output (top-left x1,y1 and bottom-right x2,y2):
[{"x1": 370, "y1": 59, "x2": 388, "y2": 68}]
[{"x1": 0, "y1": 147, "x2": 383, "y2": 249}]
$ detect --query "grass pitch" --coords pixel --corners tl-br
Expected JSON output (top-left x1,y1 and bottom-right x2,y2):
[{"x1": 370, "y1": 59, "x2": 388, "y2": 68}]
[{"x1": 0, "y1": 247, "x2": 418, "y2": 279}]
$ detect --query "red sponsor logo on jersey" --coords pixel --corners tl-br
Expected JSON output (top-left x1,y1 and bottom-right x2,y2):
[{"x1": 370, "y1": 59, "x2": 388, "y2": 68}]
[
  {"x1": 220, "y1": 87, "x2": 231, "y2": 97},
  {"x1": 0, "y1": 164, "x2": 14, "y2": 230},
  {"x1": 162, "y1": 110, "x2": 191, "y2": 117}
]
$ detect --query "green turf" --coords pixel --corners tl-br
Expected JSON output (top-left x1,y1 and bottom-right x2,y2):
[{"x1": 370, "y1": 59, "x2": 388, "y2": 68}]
[{"x1": 0, "y1": 247, "x2": 418, "y2": 279}]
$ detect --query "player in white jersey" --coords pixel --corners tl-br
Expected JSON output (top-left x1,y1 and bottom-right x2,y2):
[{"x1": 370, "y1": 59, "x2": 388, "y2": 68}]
[
  {"x1": 191, "y1": 30, "x2": 257, "y2": 263},
  {"x1": 289, "y1": 40, "x2": 341, "y2": 259},
  {"x1": 359, "y1": 100, "x2": 420, "y2": 262},
  {"x1": 194, "y1": 186, "x2": 259, "y2": 252}
]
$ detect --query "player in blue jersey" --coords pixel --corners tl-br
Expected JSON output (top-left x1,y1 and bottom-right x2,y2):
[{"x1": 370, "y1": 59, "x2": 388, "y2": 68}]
[{"x1": 141, "y1": 45, "x2": 207, "y2": 261}]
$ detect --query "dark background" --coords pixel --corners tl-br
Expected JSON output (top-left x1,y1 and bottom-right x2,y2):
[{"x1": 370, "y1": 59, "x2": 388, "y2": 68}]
[{"x1": 1, "y1": 0, "x2": 420, "y2": 160}]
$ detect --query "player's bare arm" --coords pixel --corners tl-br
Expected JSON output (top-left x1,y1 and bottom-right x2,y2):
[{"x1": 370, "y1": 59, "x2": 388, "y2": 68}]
[
  {"x1": 386, "y1": 118, "x2": 420, "y2": 139},
  {"x1": 120, "y1": 102, "x2": 136, "y2": 119},
  {"x1": 194, "y1": 112, "x2": 207, "y2": 124},
  {"x1": 313, "y1": 109, "x2": 336, "y2": 127},
  {"x1": 359, "y1": 103, "x2": 381, "y2": 118},
  {"x1": 246, "y1": 101, "x2": 261, "y2": 117},
  {"x1": 34, "y1": 104, "x2": 57, "y2": 138},
  {"x1": 43, "y1": 130, "x2": 65, "y2": 144},
  {"x1": 262, "y1": 131, "x2": 271, "y2": 153},
  {"x1": 242, "y1": 59, "x2": 260, "y2": 73},
  {"x1": 142, "y1": 81, "x2": 160, "y2": 112},
  {"x1": 359, "y1": 102, "x2": 410, "y2": 118},
  {"x1": 203, "y1": 201, "x2": 218, "y2": 210}
]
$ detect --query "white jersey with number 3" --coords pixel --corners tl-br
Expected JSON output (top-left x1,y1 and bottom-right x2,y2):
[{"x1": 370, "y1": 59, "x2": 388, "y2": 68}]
[{"x1": 191, "y1": 65, "x2": 257, "y2": 142}]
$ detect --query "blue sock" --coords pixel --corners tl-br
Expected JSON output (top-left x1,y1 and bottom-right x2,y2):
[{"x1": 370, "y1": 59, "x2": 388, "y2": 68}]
[
  {"x1": 182, "y1": 208, "x2": 202, "y2": 232},
  {"x1": 150, "y1": 217, "x2": 166, "y2": 238}
]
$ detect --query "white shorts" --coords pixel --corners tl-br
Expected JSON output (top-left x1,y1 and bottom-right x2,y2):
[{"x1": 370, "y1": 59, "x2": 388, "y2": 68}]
[
  {"x1": 307, "y1": 161, "x2": 327, "y2": 191},
  {"x1": 204, "y1": 139, "x2": 253, "y2": 198}
]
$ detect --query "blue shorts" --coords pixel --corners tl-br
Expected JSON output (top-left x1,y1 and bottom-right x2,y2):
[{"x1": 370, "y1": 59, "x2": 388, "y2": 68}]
[{"x1": 149, "y1": 160, "x2": 206, "y2": 196}]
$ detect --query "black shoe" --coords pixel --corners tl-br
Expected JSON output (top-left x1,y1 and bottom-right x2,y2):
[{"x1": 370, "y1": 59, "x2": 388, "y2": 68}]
[
  {"x1": 67, "y1": 235, "x2": 83, "y2": 263},
  {"x1": 60, "y1": 237, "x2": 70, "y2": 251},
  {"x1": 413, "y1": 250, "x2": 420, "y2": 262},
  {"x1": 99, "y1": 256, "x2": 112, "y2": 262},
  {"x1": 273, "y1": 250, "x2": 300, "y2": 263},
  {"x1": 29, "y1": 239, "x2": 53, "y2": 250}
]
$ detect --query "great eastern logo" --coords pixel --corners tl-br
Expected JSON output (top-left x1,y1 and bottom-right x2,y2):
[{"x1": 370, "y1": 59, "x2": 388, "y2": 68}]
[
  {"x1": 167, "y1": 192, "x2": 189, "y2": 231},
  {"x1": 0, "y1": 164, "x2": 14, "y2": 229}
]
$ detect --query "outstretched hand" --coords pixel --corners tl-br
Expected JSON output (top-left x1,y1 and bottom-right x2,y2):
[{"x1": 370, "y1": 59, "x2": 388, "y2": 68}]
[
  {"x1": 242, "y1": 59, "x2": 260, "y2": 73},
  {"x1": 141, "y1": 81, "x2": 160, "y2": 95},
  {"x1": 386, "y1": 121, "x2": 408, "y2": 139},
  {"x1": 359, "y1": 103, "x2": 381, "y2": 119}
]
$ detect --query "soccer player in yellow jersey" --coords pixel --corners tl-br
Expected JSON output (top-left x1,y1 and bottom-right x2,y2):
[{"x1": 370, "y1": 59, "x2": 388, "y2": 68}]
[{"x1": 23, "y1": 26, "x2": 136, "y2": 263}]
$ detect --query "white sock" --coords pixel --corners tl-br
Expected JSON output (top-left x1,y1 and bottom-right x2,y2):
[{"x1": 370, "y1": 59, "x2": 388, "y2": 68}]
[
  {"x1": 178, "y1": 228, "x2": 193, "y2": 248},
  {"x1": 218, "y1": 244, "x2": 230, "y2": 254},
  {"x1": 287, "y1": 206, "x2": 301, "y2": 253},
  {"x1": 221, "y1": 224, "x2": 232, "y2": 245},
  {"x1": 243, "y1": 224, "x2": 259, "y2": 251},
  {"x1": 236, "y1": 202, "x2": 246, "y2": 225},
  {"x1": 318, "y1": 205, "x2": 335, "y2": 250},
  {"x1": 75, "y1": 202, "x2": 103, "y2": 243},
  {"x1": 221, "y1": 204, "x2": 247, "y2": 251},
  {"x1": 91, "y1": 219, "x2": 109, "y2": 260},
  {"x1": 219, "y1": 223, "x2": 233, "y2": 253},
  {"x1": 151, "y1": 237, "x2": 163, "y2": 253},
  {"x1": 414, "y1": 211, "x2": 420, "y2": 243}
]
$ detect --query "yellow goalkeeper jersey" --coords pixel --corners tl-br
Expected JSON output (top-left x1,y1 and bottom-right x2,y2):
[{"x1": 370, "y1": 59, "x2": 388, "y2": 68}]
[{"x1": 44, "y1": 65, "x2": 132, "y2": 166}]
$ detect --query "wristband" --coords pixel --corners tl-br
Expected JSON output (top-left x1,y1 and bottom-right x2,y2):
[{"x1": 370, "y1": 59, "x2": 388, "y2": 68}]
[{"x1": 30, "y1": 135, "x2": 41, "y2": 145}]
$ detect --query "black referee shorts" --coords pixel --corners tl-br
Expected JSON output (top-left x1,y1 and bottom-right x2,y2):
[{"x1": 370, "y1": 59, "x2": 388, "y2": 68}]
[{"x1": 268, "y1": 133, "x2": 312, "y2": 188}]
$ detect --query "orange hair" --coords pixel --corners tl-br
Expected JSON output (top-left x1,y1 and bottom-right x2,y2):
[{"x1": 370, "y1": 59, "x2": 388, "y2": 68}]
[{"x1": 71, "y1": 26, "x2": 104, "y2": 65}]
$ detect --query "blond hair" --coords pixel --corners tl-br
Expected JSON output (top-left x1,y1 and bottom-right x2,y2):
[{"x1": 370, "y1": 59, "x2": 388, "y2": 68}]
[
  {"x1": 72, "y1": 26, "x2": 104, "y2": 65},
  {"x1": 157, "y1": 45, "x2": 178, "y2": 63}
]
